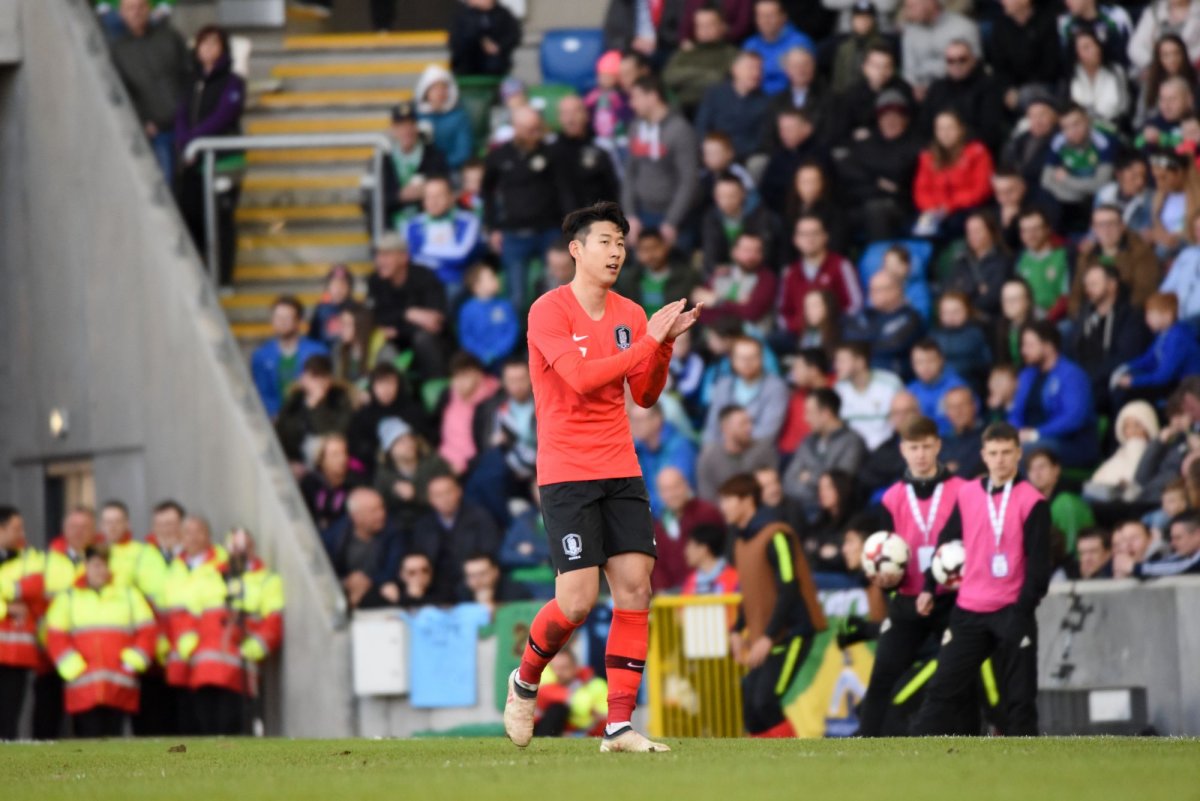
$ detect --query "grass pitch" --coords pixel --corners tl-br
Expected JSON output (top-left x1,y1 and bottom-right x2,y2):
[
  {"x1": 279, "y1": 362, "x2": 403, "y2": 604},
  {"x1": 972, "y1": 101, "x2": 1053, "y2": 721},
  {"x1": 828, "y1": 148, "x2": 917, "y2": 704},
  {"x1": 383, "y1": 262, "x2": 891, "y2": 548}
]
[{"x1": 2, "y1": 737, "x2": 1198, "y2": 801}]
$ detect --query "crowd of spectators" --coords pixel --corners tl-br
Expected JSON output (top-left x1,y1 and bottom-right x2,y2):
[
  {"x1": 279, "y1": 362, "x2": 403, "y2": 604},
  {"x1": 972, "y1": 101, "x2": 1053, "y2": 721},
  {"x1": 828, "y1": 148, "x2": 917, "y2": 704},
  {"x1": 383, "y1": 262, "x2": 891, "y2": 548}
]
[{"x1": 245, "y1": 0, "x2": 1200, "y2": 608}]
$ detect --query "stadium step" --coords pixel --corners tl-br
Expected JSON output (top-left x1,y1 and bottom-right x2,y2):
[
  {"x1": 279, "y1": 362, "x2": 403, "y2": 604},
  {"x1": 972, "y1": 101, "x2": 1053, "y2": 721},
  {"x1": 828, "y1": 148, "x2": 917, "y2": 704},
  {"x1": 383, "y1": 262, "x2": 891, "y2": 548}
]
[
  {"x1": 235, "y1": 203, "x2": 363, "y2": 223},
  {"x1": 245, "y1": 115, "x2": 390, "y2": 135},
  {"x1": 255, "y1": 88, "x2": 414, "y2": 110}
]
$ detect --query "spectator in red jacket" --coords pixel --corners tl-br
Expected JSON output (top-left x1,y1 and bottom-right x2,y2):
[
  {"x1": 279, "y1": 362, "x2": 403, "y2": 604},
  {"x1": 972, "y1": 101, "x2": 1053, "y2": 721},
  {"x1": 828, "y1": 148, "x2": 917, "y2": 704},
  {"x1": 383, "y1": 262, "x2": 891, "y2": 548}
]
[
  {"x1": 693, "y1": 232, "x2": 779, "y2": 327},
  {"x1": 779, "y1": 215, "x2": 864, "y2": 329},
  {"x1": 653, "y1": 466, "x2": 726, "y2": 591},
  {"x1": 913, "y1": 110, "x2": 994, "y2": 239}
]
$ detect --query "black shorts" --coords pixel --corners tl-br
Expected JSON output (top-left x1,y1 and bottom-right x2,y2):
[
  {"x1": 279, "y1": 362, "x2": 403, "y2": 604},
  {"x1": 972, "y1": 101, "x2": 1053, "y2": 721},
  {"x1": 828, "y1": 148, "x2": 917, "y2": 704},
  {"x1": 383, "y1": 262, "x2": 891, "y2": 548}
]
[{"x1": 540, "y1": 477, "x2": 657, "y2": 573}]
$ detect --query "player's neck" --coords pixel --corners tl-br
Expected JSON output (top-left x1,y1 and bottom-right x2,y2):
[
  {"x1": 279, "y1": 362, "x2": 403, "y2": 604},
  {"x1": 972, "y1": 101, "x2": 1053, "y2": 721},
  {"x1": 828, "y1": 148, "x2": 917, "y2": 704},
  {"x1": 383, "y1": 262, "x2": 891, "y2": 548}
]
[
  {"x1": 570, "y1": 277, "x2": 608, "y2": 320},
  {"x1": 988, "y1": 470, "x2": 1017, "y2": 488},
  {"x1": 909, "y1": 467, "x2": 939, "y2": 481}
]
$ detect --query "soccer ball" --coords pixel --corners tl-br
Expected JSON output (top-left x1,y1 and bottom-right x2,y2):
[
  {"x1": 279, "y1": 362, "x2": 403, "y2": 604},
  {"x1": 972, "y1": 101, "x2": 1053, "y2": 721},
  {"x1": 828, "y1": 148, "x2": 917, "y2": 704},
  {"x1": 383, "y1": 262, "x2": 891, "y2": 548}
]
[
  {"x1": 862, "y1": 531, "x2": 909, "y2": 587},
  {"x1": 932, "y1": 541, "x2": 967, "y2": 589}
]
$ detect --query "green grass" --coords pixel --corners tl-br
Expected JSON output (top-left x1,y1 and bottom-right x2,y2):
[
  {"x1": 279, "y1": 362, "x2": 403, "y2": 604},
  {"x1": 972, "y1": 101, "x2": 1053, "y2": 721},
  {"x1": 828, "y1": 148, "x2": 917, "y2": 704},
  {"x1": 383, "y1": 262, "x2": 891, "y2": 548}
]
[{"x1": 2, "y1": 737, "x2": 1198, "y2": 801}]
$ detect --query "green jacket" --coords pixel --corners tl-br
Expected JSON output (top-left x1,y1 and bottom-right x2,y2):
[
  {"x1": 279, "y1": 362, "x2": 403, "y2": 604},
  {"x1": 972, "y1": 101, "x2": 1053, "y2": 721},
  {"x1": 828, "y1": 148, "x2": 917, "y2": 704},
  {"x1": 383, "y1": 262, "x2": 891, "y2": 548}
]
[
  {"x1": 1051, "y1": 489, "x2": 1095, "y2": 554},
  {"x1": 662, "y1": 42, "x2": 739, "y2": 111}
]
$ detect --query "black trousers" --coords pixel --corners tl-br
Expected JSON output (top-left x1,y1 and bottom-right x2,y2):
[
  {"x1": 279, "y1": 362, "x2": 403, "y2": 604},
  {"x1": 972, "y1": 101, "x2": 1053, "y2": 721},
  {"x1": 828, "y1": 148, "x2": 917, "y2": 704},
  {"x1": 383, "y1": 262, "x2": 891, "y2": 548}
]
[
  {"x1": 912, "y1": 605, "x2": 1039, "y2": 736},
  {"x1": 742, "y1": 634, "x2": 812, "y2": 735},
  {"x1": 191, "y1": 686, "x2": 246, "y2": 736},
  {"x1": 73, "y1": 706, "x2": 127, "y2": 738},
  {"x1": 132, "y1": 672, "x2": 178, "y2": 737},
  {"x1": 32, "y1": 670, "x2": 64, "y2": 740},
  {"x1": 0, "y1": 665, "x2": 29, "y2": 740},
  {"x1": 858, "y1": 594, "x2": 954, "y2": 737},
  {"x1": 178, "y1": 165, "x2": 241, "y2": 288}
]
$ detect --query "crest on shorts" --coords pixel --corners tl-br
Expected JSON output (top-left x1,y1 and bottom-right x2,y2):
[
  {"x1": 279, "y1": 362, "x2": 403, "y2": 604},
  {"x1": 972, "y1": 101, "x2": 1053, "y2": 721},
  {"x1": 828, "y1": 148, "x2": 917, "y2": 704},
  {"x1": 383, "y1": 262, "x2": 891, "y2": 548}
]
[
  {"x1": 562, "y1": 533, "x2": 583, "y2": 561},
  {"x1": 614, "y1": 325, "x2": 632, "y2": 350}
]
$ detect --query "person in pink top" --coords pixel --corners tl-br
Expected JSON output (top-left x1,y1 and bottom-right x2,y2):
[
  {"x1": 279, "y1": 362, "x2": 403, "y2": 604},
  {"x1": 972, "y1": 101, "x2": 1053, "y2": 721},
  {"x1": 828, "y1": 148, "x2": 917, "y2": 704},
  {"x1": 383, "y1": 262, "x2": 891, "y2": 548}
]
[
  {"x1": 913, "y1": 421, "x2": 1051, "y2": 737},
  {"x1": 438, "y1": 353, "x2": 499, "y2": 473},
  {"x1": 859, "y1": 416, "x2": 964, "y2": 737}
]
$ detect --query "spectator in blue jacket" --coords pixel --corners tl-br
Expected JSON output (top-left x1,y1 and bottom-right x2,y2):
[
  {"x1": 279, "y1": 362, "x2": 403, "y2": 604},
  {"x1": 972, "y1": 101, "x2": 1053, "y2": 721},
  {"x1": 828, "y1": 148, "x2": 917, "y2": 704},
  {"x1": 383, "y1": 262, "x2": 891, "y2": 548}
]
[
  {"x1": 308, "y1": 264, "x2": 360, "y2": 350},
  {"x1": 251, "y1": 295, "x2": 329, "y2": 419},
  {"x1": 694, "y1": 51, "x2": 772, "y2": 162},
  {"x1": 907, "y1": 338, "x2": 970, "y2": 434},
  {"x1": 415, "y1": 65, "x2": 474, "y2": 170},
  {"x1": 632, "y1": 404, "x2": 699, "y2": 513},
  {"x1": 1010, "y1": 320, "x2": 1099, "y2": 467},
  {"x1": 844, "y1": 270, "x2": 925, "y2": 381},
  {"x1": 702, "y1": 336, "x2": 790, "y2": 444},
  {"x1": 456, "y1": 263, "x2": 519, "y2": 369},
  {"x1": 1115, "y1": 291, "x2": 1200, "y2": 396},
  {"x1": 930, "y1": 290, "x2": 993, "y2": 394},
  {"x1": 742, "y1": 0, "x2": 815, "y2": 95},
  {"x1": 321, "y1": 487, "x2": 404, "y2": 610},
  {"x1": 405, "y1": 176, "x2": 483, "y2": 295}
]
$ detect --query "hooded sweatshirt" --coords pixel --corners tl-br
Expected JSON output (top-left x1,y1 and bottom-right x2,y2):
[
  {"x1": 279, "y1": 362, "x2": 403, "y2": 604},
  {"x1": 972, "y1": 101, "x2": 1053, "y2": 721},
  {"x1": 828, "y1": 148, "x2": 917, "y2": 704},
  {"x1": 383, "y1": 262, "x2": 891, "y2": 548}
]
[
  {"x1": 621, "y1": 109, "x2": 699, "y2": 227},
  {"x1": 415, "y1": 65, "x2": 474, "y2": 170}
]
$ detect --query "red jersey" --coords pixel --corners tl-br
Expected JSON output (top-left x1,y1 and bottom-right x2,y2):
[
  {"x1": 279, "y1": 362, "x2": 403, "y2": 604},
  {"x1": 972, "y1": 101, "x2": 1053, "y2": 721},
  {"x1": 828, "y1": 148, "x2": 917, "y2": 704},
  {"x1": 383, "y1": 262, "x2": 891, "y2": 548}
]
[{"x1": 528, "y1": 284, "x2": 674, "y2": 485}]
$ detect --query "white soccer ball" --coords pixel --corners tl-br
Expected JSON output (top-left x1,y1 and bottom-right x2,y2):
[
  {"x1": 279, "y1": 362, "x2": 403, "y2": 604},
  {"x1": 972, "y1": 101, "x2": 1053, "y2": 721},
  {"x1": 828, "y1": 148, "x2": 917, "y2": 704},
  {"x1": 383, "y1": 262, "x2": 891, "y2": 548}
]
[
  {"x1": 862, "y1": 531, "x2": 910, "y2": 587},
  {"x1": 932, "y1": 540, "x2": 967, "y2": 589}
]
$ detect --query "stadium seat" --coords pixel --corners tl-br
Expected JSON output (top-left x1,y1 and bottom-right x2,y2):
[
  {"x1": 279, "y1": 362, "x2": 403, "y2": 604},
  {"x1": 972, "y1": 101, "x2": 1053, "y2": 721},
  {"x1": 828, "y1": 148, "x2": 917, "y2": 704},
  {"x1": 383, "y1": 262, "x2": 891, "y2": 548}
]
[
  {"x1": 456, "y1": 75, "x2": 503, "y2": 156},
  {"x1": 539, "y1": 28, "x2": 605, "y2": 95},
  {"x1": 858, "y1": 239, "x2": 935, "y2": 321},
  {"x1": 526, "y1": 83, "x2": 577, "y2": 132},
  {"x1": 421, "y1": 377, "x2": 449, "y2": 414}
]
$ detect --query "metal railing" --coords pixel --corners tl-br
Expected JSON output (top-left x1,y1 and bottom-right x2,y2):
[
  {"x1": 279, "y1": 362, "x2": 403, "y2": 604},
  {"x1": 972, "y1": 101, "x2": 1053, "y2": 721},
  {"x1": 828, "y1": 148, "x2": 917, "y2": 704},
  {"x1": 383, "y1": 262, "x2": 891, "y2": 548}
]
[{"x1": 183, "y1": 132, "x2": 392, "y2": 281}]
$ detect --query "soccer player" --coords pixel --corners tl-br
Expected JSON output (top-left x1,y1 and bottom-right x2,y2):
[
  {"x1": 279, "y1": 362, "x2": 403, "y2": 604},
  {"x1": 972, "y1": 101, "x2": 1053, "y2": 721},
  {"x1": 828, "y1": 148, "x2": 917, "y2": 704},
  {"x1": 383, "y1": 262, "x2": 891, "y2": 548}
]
[
  {"x1": 912, "y1": 422, "x2": 1051, "y2": 736},
  {"x1": 858, "y1": 416, "x2": 965, "y2": 737},
  {"x1": 716, "y1": 474, "x2": 826, "y2": 738},
  {"x1": 504, "y1": 201, "x2": 702, "y2": 753}
]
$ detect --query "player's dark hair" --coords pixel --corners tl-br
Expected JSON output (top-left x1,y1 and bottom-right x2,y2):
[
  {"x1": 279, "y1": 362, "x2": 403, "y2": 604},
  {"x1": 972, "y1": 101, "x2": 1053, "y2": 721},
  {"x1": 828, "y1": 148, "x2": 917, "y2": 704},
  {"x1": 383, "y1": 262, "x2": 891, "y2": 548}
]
[
  {"x1": 688, "y1": 524, "x2": 726, "y2": 559},
  {"x1": 84, "y1": 544, "x2": 110, "y2": 562},
  {"x1": 836, "y1": 340, "x2": 871, "y2": 364},
  {"x1": 981, "y1": 421, "x2": 1021, "y2": 445},
  {"x1": 901, "y1": 416, "x2": 940, "y2": 442},
  {"x1": 809, "y1": 387, "x2": 841, "y2": 416},
  {"x1": 796, "y1": 347, "x2": 830, "y2": 375},
  {"x1": 715, "y1": 171, "x2": 746, "y2": 190},
  {"x1": 717, "y1": 473, "x2": 762, "y2": 505},
  {"x1": 1021, "y1": 319, "x2": 1061, "y2": 351},
  {"x1": 100, "y1": 499, "x2": 129, "y2": 517},
  {"x1": 0, "y1": 505, "x2": 19, "y2": 527},
  {"x1": 153, "y1": 499, "x2": 186, "y2": 518},
  {"x1": 562, "y1": 201, "x2": 630, "y2": 244}
]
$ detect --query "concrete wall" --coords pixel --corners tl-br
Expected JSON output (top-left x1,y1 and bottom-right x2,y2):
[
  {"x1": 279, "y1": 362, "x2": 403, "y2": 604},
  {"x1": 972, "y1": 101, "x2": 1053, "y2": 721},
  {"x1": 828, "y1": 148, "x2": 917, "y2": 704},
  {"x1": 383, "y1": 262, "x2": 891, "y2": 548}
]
[
  {"x1": 0, "y1": 0, "x2": 352, "y2": 737},
  {"x1": 1036, "y1": 577, "x2": 1200, "y2": 735}
]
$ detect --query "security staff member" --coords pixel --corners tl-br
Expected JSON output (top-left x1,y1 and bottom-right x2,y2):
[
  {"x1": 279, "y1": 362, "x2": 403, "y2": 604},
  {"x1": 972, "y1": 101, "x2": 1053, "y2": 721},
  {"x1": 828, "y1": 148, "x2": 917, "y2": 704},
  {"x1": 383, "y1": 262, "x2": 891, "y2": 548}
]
[
  {"x1": 912, "y1": 422, "x2": 1051, "y2": 736},
  {"x1": 718, "y1": 474, "x2": 826, "y2": 738}
]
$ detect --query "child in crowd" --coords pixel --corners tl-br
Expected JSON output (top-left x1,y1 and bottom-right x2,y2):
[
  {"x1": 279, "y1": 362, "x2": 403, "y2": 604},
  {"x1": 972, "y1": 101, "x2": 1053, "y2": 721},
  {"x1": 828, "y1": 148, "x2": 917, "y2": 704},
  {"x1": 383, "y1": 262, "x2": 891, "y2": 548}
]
[
  {"x1": 456, "y1": 263, "x2": 519, "y2": 370},
  {"x1": 1115, "y1": 292, "x2": 1200, "y2": 395},
  {"x1": 585, "y1": 50, "x2": 630, "y2": 144},
  {"x1": 308, "y1": 264, "x2": 358, "y2": 350},
  {"x1": 1143, "y1": 478, "x2": 1191, "y2": 540},
  {"x1": 458, "y1": 158, "x2": 486, "y2": 218}
]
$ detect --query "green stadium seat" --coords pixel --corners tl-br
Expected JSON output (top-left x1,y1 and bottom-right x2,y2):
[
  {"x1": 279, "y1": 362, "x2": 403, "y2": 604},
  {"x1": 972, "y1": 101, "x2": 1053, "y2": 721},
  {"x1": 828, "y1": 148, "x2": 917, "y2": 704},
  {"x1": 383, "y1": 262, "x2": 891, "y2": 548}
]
[
  {"x1": 527, "y1": 83, "x2": 577, "y2": 132},
  {"x1": 456, "y1": 75, "x2": 502, "y2": 156},
  {"x1": 421, "y1": 377, "x2": 449, "y2": 414}
]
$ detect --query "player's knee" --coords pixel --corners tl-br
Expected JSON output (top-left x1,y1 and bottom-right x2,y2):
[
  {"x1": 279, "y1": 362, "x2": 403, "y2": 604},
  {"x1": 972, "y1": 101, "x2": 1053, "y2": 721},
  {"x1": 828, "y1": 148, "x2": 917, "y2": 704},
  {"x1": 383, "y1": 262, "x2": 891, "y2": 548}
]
[
  {"x1": 615, "y1": 583, "x2": 652, "y2": 610},
  {"x1": 557, "y1": 593, "x2": 595, "y2": 624}
]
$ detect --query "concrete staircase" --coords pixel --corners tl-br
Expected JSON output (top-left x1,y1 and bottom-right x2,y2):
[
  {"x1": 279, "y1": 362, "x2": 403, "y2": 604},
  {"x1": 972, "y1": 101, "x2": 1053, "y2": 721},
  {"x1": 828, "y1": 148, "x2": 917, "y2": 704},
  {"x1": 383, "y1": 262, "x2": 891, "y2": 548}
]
[{"x1": 224, "y1": 30, "x2": 449, "y2": 345}]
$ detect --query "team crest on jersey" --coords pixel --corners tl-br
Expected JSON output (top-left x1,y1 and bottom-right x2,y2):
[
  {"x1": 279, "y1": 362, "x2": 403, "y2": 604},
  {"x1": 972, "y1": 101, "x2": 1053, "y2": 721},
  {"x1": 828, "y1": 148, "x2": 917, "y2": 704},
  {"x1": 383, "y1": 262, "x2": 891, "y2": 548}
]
[
  {"x1": 614, "y1": 324, "x2": 632, "y2": 350},
  {"x1": 562, "y1": 533, "x2": 584, "y2": 560}
]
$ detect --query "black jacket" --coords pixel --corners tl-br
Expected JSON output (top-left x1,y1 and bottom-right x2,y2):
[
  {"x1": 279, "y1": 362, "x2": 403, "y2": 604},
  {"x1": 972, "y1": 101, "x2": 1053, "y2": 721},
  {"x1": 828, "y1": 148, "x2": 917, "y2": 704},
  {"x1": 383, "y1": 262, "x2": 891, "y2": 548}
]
[
  {"x1": 449, "y1": 2, "x2": 523, "y2": 76},
  {"x1": 548, "y1": 135, "x2": 621, "y2": 212},
  {"x1": 836, "y1": 126, "x2": 922, "y2": 210},
  {"x1": 366, "y1": 265, "x2": 448, "y2": 347},
  {"x1": 831, "y1": 75, "x2": 915, "y2": 143},
  {"x1": 1001, "y1": 130, "x2": 1055, "y2": 191},
  {"x1": 1067, "y1": 297, "x2": 1151, "y2": 407},
  {"x1": 603, "y1": 0, "x2": 684, "y2": 52},
  {"x1": 614, "y1": 255, "x2": 699, "y2": 310},
  {"x1": 274, "y1": 384, "x2": 355, "y2": 462},
  {"x1": 700, "y1": 204, "x2": 786, "y2": 272},
  {"x1": 942, "y1": 424, "x2": 985, "y2": 479},
  {"x1": 941, "y1": 247, "x2": 1013, "y2": 320},
  {"x1": 921, "y1": 65, "x2": 1009, "y2": 154},
  {"x1": 411, "y1": 502, "x2": 503, "y2": 600},
  {"x1": 987, "y1": 9, "x2": 1062, "y2": 94},
  {"x1": 482, "y1": 140, "x2": 569, "y2": 231},
  {"x1": 379, "y1": 142, "x2": 449, "y2": 223},
  {"x1": 346, "y1": 386, "x2": 436, "y2": 473},
  {"x1": 760, "y1": 138, "x2": 831, "y2": 214}
]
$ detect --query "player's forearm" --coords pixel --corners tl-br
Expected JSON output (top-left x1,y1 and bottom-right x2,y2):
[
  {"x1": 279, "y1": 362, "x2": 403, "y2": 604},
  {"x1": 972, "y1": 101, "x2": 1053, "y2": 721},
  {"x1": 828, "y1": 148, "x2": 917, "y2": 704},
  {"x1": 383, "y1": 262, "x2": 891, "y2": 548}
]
[
  {"x1": 552, "y1": 335, "x2": 660, "y2": 395},
  {"x1": 628, "y1": 342, "x2": 674, "y2": 407}
]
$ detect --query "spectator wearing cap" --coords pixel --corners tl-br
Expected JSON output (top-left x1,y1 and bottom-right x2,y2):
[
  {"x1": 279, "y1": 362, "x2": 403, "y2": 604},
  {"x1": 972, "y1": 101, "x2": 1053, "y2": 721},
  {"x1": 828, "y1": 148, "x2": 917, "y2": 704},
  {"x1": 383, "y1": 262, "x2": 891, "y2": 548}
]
[
  {"x1": 1056, "y1": 0, "x2": 1133, "y2": 69},
  {"x1": 1066, "y1": 28, "x2": 1131, "y2": 127},
  {"x1": 1011, "y1": 320, "x2": 1100, "y2": 467},
  {"x1": 743, "y1": 0, "x2": 815, "y2": 95},
  {"x1": 550, "y1": 95, "x2": 621, "y2": 212},
  {"x1": 836, "y1": 87, "x2": 921, "y2": 242},
  {"x1": 1041, "y1": 102, "x2": 1118, "y2": 235},
  {"x1": 482, "y1": 107, "x2": 568, "y2": 311},
  {"x1": 694, "y1": 50, "x2": 772, "y2": 164},
  {"x1": 403, "y1": 175, "x2": 483, "y2": 295},
  {"x1": 678, "y1": 0, "x2": 755, "y2": 44},
  {"x1": 411, "y1": 473, "x2": 503, "y2": 600},
  {"x1": 379, "y1": 101, "x2": 449, "y2": 229},
  {"x1": 347, "y1": 364, "x2": 434, "y2": 474},
  {"x1": 664, "y1": 7, "x2": 739, "y2": 117},
  {"x1": 448, "y1": 0, "x2": 522, "y2": 77},
  {"x1": 987, "y1": 0, "x2": 1061, "y2": 112},
  {"x1": 912, "y1": 110, "x2": 994, "y2": 239},
  {"x1": 308, "y1": 265, "x2": 360, "y2": 351},
  {"x1": 1066, "y1": 262, "x2": 1151, "y2": 412},
  {"x1": 110, "y1": 0, "x2": 189, "y2": 182},
  {"x1": 603, "y1": 0, "x2": 685, "y2": 68},
  {"x1": 274, "y1": 354, "x2": 355, "y2": 468},
  {"x1": 1115, "y1": 292, "x2": 1200, "y2": 397},
  {"x1": 766, "y1": 47, "x2": 830, "y2": 144},
  {"x1": 624, "y1": 76, "x2": 699, "y2": 249},
  {"x1": 1074, "y1": 203, "x2": 1161, "y2": 314},
  {"x1": 921, "y1": 39, "x2": 1007, "y2": 154},
  {"x1": 702, "y1": 336, "x2": 789, "y2": 445},
  {"x1": 373, "y1": 417, "x2": 452, "y2": 527},
  {"x1": 828, "y1": 1, "x2": 892, "y2": 95},
  {"x1": 415, "y1": 65, "x2": 474, "y2": 171},
  {"x1": 899, "y1": 0, "x2": 980, "y2": 99},
  {"x1": 700, "y1": 173, "x2": 785, "y2": 273},
  {"x1": 251, "y1": 296, "x2": 329, "y2": 419},
  {"x1": 367, "y1": 233, "x2": 449, "y2": 380},
  {"x1": 832, "y1": 43, "x2": 915, "y2": 143}
]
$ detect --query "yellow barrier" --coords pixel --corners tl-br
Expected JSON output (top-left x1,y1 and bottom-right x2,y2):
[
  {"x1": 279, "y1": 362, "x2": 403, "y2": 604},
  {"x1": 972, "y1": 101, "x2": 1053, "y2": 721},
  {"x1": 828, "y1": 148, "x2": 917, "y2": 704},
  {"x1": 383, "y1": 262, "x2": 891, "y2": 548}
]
[{"x1": 647, "y1": 594, "x2": 746, "y2": 738}]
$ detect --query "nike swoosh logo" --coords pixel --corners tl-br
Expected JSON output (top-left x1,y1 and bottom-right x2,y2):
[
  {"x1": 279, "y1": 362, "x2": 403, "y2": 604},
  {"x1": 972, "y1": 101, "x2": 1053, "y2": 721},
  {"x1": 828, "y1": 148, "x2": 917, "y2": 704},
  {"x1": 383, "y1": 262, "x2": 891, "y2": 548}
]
[
  {"x1": 626, "y1": 661, "x2": 645, "y2": 669},
  {"x1": 572, "y1": 334, "x2": 588, "y2": 341}
]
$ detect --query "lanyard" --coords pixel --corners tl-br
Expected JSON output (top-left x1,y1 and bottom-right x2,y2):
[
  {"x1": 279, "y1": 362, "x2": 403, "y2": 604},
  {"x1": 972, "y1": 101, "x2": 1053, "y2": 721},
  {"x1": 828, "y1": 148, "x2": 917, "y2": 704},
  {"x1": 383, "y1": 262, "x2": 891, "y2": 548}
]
[
  {"x1": 904, "y1": 482, "x2": 944, "y2": 544},
  {"x1": 986, "y1": 479, "x2": 1013, "y2": 552}
]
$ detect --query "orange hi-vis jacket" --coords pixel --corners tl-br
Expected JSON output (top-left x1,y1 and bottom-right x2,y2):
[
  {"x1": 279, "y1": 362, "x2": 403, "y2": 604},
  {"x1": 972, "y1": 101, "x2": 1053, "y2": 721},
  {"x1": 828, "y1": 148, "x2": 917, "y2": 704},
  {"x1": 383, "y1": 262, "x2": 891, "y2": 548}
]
[
  {"x1": 44, "y1": 576, "x2": 157, "y2": 715},
  {"x1": 189, "y1": 559, "x2": 284, "y2": 696},
  {"x1": 1, "y1": 548, "x2": 80, "y2": 670},
  {"x1": 161, "y1": 547, "x2": 227, "y2": 688}
]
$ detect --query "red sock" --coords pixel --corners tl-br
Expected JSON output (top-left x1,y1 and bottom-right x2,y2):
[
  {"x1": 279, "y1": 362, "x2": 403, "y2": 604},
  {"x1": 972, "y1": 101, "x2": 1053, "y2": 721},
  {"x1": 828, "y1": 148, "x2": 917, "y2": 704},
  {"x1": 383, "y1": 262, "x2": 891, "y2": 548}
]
[
  {"x1": 605, "y1": 608, "x2": 649, "y2": 726},
  {"x1": 518, "y1": 599, "x2": 581, "y2": 686},
  {"x1": 752, "y1": 720, "x2": 796, "y2": 738}
]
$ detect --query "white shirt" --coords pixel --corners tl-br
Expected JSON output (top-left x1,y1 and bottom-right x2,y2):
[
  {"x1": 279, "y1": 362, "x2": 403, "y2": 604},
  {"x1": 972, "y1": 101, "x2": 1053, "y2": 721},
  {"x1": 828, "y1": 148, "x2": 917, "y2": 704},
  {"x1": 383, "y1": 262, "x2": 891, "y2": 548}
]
[{"x1": 835, "y1": 370, "x2": 903, "y2": 450}]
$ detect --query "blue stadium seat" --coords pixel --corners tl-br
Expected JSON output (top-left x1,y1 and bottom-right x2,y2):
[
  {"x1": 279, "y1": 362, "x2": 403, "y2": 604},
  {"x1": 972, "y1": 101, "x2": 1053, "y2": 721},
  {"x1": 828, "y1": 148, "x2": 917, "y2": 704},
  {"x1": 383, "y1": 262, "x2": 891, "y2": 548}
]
[
  {"x1": 858, "y1": 239, "x2": 935, "y2": 321},
  {"x1": 539, "y1": 28, "x2": 606, "y2": 95}
]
